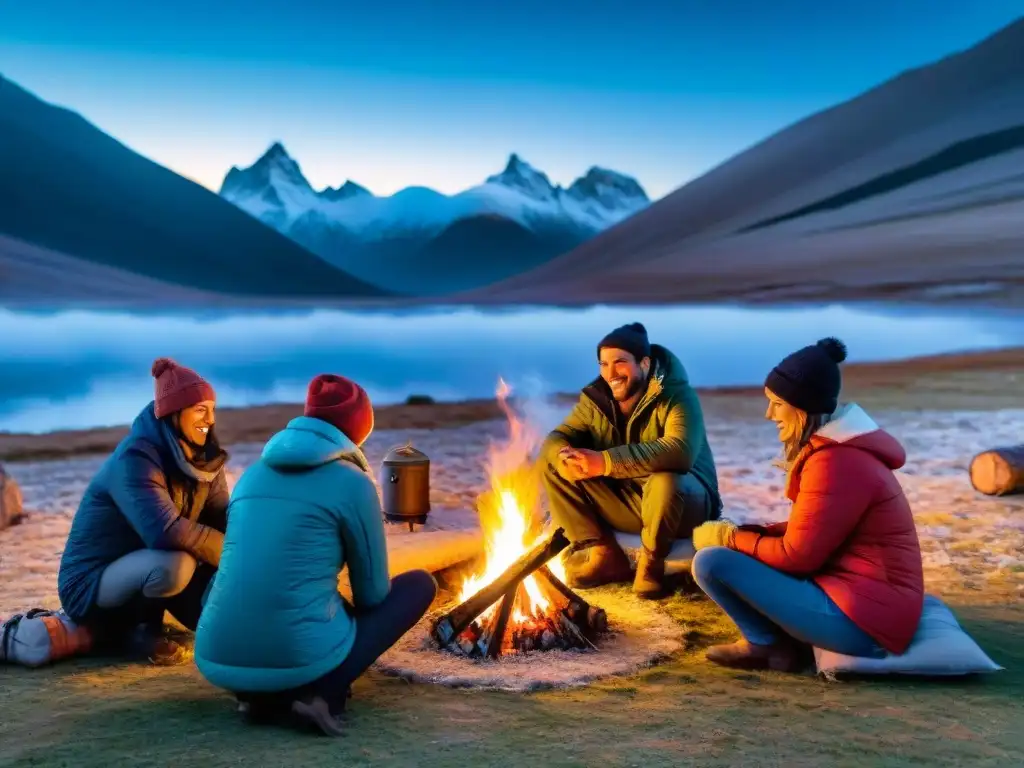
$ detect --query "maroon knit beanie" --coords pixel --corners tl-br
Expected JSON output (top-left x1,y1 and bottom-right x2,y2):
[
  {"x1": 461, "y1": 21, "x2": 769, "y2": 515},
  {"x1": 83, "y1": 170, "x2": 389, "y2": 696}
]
[
  {"x1": 152, "y1": 357, "x2": 217, "y2": 419},
  {"x1": 304, "y1": 374, "x2": 374, "y2": 446}
]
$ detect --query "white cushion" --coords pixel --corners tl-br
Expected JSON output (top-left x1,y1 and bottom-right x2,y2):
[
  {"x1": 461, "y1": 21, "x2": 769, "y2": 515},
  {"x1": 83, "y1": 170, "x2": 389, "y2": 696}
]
[{"x1": 814, "y1": 595, "x2": 1003, "y2": 678}]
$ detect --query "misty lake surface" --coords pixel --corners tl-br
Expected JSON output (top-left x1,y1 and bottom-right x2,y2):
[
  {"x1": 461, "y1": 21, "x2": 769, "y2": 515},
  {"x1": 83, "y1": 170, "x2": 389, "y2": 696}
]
[{"x1": 0, "y1": 303, "x2": 1021, "y2": 434}]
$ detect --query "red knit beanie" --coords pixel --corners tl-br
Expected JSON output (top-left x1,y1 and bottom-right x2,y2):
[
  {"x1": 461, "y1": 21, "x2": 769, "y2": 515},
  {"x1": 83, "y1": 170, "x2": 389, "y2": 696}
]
[
  {"x1": 304, "y1": 374, "x2": 374, "y2": 446},
  {"x1": 152, "y1": 357, "x2": 217, "y2": 419}
]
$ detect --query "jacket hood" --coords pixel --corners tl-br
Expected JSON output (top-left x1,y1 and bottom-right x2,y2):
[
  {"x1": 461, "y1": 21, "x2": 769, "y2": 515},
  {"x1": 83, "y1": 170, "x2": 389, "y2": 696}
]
[
  {"x1": 261, "y1": 416, "x2": 371, "y2": 473},
  {"x1": 129, "y1": 402, "x2": 224, "y2": 483},
  {"x1": 813, "y1": 403, "x2": 906, "y2": 470},
  {"x1": 651, "y1": 344, "x2": 690, "y2": 388}
]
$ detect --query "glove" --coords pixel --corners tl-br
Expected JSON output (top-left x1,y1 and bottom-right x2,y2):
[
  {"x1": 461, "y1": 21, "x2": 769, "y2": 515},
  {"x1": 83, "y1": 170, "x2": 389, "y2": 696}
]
[{"x1": 692, "y1": 520, "x2": 738, "y2": 551}]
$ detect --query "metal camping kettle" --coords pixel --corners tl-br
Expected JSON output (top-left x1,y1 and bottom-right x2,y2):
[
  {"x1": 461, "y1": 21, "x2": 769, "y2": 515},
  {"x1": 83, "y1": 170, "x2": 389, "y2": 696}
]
[{"x1": 380, "y1": 442, "x2": 431, "y2": 531}]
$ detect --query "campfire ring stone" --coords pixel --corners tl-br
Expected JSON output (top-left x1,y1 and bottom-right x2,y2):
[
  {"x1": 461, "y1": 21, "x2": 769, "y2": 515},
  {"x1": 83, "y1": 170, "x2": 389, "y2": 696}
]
[{"x1": 374, "y1": 588, "x2": 684, "y2": 692}]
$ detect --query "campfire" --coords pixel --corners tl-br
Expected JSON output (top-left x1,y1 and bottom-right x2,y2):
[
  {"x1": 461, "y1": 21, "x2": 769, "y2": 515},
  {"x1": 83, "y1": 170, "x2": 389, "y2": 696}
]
[{"x1": 432, "y1": 380, "x2": 609, "y2": 658}]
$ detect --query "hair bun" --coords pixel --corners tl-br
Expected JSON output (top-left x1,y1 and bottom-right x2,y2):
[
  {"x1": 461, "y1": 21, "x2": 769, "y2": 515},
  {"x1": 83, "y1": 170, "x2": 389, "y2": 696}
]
[
  {"x1": 816, "y1": 337, "x2": 847, "y2": 364},
  {"x1": 151, "y1": 357, "x2": 177, "y2": 378}
]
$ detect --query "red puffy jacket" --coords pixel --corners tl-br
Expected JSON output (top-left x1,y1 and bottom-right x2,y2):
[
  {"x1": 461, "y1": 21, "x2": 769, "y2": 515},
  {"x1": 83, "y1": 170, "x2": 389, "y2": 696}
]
[{"x1": 731, "y1": 404, "x2": 925, "y2": 654}]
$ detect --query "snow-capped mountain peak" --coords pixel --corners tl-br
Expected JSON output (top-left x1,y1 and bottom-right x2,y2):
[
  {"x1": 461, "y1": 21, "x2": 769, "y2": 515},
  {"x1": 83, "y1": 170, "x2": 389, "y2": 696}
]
[
  {"x1": 321, "y1": 180, "x2": 370, "y2": 202},
  {"x1": 220, "y1": 142, "x2": 312, "y2": 199},
  {"x1": 566, "y1": 166, "x2": 649, "y2": 212},
  {"x1": 219, "y1": 143, "x2": 650, "y2": 241},
  {"x1": 485, "y1": 153, "x2": 556, "y2": 201}
]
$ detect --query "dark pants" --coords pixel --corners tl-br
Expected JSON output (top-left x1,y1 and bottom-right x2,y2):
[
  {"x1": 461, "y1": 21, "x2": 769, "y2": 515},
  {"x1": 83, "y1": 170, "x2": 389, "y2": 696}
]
[
  {"x1": 542, "y1": 462, "x2": 719, "y2": 558},
  {"x1": 87, "y1": 554, "x2": 217, "y2": 650},
  {"x1": 239, "y1": 570, "x2": 437, "y2": 718}
]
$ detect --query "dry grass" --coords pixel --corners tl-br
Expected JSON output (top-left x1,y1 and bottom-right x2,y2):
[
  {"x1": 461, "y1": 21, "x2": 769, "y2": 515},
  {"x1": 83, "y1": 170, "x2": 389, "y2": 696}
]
[
  {"x1": 1, "y1": 346, "x2": 1021, "y2": 463},
  {"x1": 1, "y1": 581, "x2": 1020, "y2": 767}
]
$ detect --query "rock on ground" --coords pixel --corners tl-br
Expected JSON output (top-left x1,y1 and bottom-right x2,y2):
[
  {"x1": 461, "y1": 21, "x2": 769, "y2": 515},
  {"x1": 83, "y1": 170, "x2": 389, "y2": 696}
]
[{"x1": 0, "y1": 462, "x2": 24, "y2": 531}]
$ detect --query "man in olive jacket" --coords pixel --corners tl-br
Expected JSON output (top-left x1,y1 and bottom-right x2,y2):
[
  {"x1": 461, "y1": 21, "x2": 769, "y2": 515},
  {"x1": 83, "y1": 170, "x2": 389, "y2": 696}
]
[{"x1": 540, "y1": 322, "x2": 722, "y2": 598}]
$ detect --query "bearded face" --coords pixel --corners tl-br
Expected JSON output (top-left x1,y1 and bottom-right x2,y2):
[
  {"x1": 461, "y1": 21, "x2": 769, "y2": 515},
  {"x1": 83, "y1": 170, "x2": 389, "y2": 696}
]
[{"x1": 599, "y1": 347, "x2": 650, "y2": 402}]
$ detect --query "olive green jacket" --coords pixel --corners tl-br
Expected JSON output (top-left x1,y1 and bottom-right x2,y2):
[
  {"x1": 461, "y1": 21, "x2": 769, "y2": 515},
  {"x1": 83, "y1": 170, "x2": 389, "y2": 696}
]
[{"x1": 540, "y1": 344, "x2": 721, "y2": 510}]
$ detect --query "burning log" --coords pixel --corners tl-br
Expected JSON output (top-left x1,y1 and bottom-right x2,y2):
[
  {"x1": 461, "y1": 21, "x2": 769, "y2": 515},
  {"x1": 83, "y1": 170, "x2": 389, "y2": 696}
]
[
  {"x1": 432, "y1": 527, "x2": 609, "y2": 658},
  {"x1": 433, "y1": 527, "x2": 570, "y2": 647},
  {"x1": 537, "y1": 565, "x2": 607, "y2": 634},
  {"x1": 480, "y1": 583, "x2": 519, "y2": 658}
]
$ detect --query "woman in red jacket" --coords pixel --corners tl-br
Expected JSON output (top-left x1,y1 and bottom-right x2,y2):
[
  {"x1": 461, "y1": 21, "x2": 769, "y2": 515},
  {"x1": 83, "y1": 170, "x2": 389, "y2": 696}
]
[{"x1": 690, "y1": 337, "x2": 924, "y2": 671}]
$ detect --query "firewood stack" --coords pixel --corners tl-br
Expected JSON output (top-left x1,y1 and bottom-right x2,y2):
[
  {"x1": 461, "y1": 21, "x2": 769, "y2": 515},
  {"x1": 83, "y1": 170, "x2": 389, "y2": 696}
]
[{"x1": 432, "y1": 528, "x2": 609, "y2": 659}]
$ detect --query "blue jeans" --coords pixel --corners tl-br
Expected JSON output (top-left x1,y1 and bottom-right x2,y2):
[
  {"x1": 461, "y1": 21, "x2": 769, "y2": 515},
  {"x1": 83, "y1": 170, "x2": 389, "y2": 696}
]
[{"x1": 691, "y1": 547, "x2": 886, "y2": 657}]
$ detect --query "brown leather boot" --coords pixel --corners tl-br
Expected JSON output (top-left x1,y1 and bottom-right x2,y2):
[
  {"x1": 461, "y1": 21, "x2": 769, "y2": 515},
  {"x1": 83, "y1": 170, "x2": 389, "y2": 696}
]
[
  {"x1": 633, "y1": 548, "x2": 668, "y2": 599},
  {"x1": 564, "y1": 540, "x2": 632, "y2": 588},
  {"x1": 705, "y1": 639, "x2": 802, "y2": 673}
]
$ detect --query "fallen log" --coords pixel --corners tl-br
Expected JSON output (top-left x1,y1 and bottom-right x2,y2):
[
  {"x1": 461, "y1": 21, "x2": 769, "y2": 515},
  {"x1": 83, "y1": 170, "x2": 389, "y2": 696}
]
[{"x1": 969, "y1": 444, "x2": 1024, "y2": 496}]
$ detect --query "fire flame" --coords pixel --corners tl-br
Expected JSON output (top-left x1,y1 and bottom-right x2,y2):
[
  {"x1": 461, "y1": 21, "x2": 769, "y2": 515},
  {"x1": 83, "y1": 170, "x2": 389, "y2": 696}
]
[{"x1": 457, "y1": 378, "x2": 568, "y2": 624}]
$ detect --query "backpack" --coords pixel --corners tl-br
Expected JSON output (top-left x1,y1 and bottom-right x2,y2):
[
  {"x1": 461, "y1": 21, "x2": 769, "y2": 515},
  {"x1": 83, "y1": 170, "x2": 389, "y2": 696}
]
[{"x1": 0, "y1": 608, "x2": 94, "y2": 667}]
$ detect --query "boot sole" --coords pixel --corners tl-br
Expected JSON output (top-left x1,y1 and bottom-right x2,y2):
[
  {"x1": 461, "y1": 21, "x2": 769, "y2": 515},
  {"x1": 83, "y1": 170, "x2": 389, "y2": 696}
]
[
  {"x1": 634, "y1": 588, "x2": 669, "y2": 600},
  {"x1": 706, "y1": 651, "x2": 800, "y2": 672},
  {"x1": 566, "y1": 570, "x2": 633, "y2": 589}
]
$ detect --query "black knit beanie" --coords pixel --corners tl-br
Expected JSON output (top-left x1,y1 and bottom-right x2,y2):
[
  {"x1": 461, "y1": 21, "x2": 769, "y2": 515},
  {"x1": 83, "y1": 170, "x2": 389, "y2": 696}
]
[
  {"x1": 764, "y1": 337, "x2": 848, "y2": 414},
  {"x1": 597, "y1": 322, "x2": 651, "y2": 362}
]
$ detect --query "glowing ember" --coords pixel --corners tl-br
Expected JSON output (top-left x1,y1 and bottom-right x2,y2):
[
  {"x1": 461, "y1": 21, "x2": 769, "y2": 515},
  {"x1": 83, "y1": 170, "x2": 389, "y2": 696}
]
[{"x1": 457, "y1": 378, "x2": 569, "y2": 626}]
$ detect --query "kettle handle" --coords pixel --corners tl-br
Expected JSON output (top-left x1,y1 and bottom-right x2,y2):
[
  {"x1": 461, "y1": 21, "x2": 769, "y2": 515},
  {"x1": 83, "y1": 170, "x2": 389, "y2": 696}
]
[{"x1": 389, "y1": 440, "x2": 418, "y2": 457}]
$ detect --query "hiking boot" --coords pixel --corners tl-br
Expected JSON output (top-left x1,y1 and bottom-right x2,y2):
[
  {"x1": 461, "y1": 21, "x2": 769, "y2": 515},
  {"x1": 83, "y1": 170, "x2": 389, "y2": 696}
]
[
  {"x1": 705, "y1": 639, "x2": 802, "y2": 673},
  {"x1": 291, "y1": 695, "x2": 346, "y2": 737},
  {"x1": 633, "y1": 548, "x2": 668, "y2": 599},
  {"x1": 564, "y1": 540, "x2": 632, "y2": 589},
  {"x1": 128, "y1": 624, "x2": 189, "y2": 666}
]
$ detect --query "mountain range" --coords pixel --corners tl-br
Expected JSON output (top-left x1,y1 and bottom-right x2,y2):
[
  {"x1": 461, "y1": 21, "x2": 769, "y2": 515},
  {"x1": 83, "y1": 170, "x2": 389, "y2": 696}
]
[
  {"x1": 465, "y1": 17, "x2": 1024, "y2": 307},
  {"x1": 1, "y1": 17, "x2": 1021, "y2": 307},
  {"x1": 218, "y1": 145, "x2": 649, "y2": 293},
  {"x1": 0, "y1": 74, "x2": 389, "y2": 302}
]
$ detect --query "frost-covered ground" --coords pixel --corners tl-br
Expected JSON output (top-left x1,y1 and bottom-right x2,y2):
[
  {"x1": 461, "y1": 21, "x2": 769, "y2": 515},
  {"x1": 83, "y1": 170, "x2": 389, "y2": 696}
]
[{"x1": 2, "y1": 408, "x2": 1022, "y2": 618}]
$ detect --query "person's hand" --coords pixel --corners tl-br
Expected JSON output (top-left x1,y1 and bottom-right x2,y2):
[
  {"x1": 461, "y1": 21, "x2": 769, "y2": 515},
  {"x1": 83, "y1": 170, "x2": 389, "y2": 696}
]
[
  {"x1": 692, "y1": 520, "x2": 738, "y2": 550},
  {"x1": 556, "y1": 447, "x2": 588, "y2": 482},
  {"x1": 559, "y1": 447, "x2": 605, "y2": 480},
  {"x1": 555, "y1": 447, "x2": 584, "y2": 482}
]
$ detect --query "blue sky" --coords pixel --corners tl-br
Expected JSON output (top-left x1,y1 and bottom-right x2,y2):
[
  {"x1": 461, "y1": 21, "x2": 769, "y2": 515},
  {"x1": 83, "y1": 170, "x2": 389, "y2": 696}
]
[{"x1": 2, "y1": 1, "x2": 1021, "y2": 199}]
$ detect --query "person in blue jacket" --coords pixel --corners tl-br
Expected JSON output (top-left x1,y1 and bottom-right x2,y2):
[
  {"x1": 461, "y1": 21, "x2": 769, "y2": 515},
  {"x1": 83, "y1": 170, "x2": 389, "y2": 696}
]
[
  {"x1": 195, "y1": 373, "x2": 437, "y2": 737},
  {"x1": 57, "y1": 358, "x2": 229, "y2": 664}
]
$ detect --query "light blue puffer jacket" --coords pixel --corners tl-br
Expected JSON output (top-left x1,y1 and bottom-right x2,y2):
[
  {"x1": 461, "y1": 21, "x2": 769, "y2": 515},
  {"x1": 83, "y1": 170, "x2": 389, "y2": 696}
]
[{"x1": 194, "y1": 416, "x2": 389, "y2": 692}]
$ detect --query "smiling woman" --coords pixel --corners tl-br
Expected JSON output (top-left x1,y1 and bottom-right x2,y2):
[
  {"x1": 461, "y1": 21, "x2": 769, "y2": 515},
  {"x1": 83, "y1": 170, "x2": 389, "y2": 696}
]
[
  {"x1": 51, "y1": 356, "x2": 233, "y2": 666},
  {"x1": 690, "y1": 336, "x2": 926, "y2": 672}
]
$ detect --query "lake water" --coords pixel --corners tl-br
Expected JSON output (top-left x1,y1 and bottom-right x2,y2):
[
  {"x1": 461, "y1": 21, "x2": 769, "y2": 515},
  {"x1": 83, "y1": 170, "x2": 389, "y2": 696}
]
[{"x1": 0, "y1": 303, "x2": 1021, "y2": 434}]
